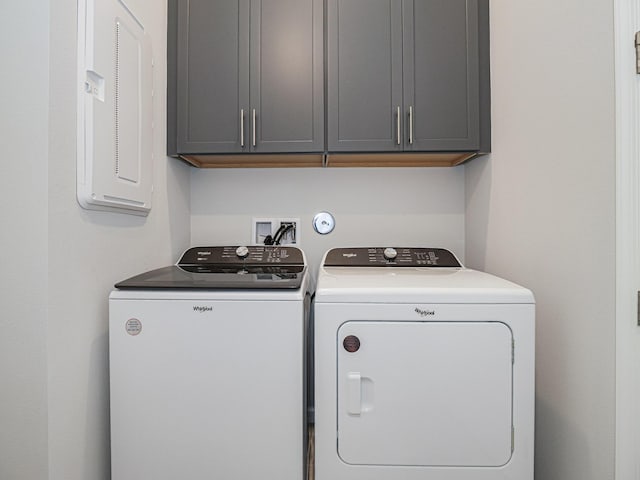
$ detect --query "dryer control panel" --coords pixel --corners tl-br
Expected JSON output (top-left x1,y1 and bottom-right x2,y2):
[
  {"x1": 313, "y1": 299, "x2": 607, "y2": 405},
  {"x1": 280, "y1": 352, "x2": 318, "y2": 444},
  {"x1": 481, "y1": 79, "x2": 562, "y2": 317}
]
[{"x1": 323, "y1": 248, "x2": 461, "y2": 267}]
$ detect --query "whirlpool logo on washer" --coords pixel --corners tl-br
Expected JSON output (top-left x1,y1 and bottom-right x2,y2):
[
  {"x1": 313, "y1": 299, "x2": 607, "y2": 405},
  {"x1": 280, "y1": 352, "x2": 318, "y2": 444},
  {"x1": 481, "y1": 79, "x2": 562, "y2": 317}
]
[
  {"x1": 193, "y1": 305, "x2": 213, "y2": 313},
  {"x1": 414, "y1": 307, "x2": 435, "y2": 317}
]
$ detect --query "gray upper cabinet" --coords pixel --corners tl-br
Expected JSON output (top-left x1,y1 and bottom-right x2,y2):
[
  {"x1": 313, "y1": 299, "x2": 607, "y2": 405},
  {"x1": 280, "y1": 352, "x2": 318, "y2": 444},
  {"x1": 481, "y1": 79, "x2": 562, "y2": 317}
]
[
  {"x1": 328, "y1": 0, "x2": 485, "y2": 153},
  {"x1": 250, "y1": 0, "x2": 324, "y2": 152},
  {"x1": 327, "y1": 0, "x2": 404, "y2": 152},
  {"x1": 171, "y1": 0, "x2": 324, "y2": 155},
  {"x1": 175, "y1": 0, "x2": 249, "y2": 154}
]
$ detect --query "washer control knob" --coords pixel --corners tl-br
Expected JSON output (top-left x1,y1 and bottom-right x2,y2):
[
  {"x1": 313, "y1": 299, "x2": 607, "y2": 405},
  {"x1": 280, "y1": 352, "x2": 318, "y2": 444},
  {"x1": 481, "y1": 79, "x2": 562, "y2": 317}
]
[
  {"x1": 235, "y1": 246, "x2": 249, "y2": 259},
  {"x1": 383, "y1": 247, "x2": 398, "y2": 260}
]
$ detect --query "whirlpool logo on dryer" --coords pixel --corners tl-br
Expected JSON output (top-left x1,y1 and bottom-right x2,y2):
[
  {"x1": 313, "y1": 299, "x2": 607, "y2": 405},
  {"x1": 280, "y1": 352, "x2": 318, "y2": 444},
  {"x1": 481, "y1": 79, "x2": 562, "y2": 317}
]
[
  {"x1": 193, "y1": 305, "x2": 213, "y2": 313},
  {"x1": 414, "y1": 307, "x2": 435, "y2": 317}
]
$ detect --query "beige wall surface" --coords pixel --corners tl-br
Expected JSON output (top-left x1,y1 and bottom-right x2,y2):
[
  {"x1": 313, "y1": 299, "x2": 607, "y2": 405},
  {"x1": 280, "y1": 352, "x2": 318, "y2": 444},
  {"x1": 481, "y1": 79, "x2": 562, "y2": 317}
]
[
  {"x1": 46, "y1": 0, "x2": 191, "y2": 478},
  {"x1": 0, "y1": 0, "x2": 619, "y2": 479},
  {"x1": 0, "y1": 1, "x2": 50, "y2": 479},
  {"x1": 465, "y1": 1, "x2": 616, "y2": 479},
  {"x1": 190, "y1": 167, "x2": 466, "y2": 274},
  {"x1": 0, "y1": 1, "x2": 191, "y2": 479}
]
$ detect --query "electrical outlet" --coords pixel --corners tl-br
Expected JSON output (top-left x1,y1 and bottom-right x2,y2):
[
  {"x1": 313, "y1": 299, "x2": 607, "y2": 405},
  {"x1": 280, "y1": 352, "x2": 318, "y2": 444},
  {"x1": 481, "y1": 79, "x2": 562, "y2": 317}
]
[{"x1": 252, "y1": 217, "x2": 300, "y2": 246}]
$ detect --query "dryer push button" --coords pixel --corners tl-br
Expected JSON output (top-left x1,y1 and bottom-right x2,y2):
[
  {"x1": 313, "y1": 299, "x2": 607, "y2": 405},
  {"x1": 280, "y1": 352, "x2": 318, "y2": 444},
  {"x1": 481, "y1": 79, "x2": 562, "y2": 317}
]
[{"x1": 343, "y1": 335, "x2": 361, "y2": 353}]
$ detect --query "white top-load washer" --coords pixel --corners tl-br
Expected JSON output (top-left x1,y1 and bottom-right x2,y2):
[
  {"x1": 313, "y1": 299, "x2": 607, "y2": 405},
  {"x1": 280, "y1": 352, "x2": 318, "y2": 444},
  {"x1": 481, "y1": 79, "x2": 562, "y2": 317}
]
[
  {"x1": 314, "y1": 247, "x2": 535, "y2": 480},
  {"x1": 109, "y1": 246, "x2": 311, "y2": 480}
]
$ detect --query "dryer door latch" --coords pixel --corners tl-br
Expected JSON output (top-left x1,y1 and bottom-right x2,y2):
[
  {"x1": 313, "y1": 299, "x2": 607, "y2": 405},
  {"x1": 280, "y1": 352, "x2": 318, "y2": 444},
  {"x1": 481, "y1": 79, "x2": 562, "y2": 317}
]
[
  {"x1": 635, "y1": 32, "x2": 640, "y2": 74},
  {"x1": 347, "y1": 372, "x2": 362, "y2": 415}
]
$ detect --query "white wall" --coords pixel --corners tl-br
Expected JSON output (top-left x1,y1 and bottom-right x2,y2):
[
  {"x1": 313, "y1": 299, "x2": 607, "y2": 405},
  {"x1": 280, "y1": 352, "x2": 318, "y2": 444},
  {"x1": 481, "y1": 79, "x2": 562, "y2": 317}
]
[
  {"x1": 0, "y1": 1, "x2": 190, "y2": 479},
  {"x1": 191, "y1": 167, "x2": 466, "y2": 273},
  {"x1": 465, "y1": 1, "x2": 616, "y2": 479},
  {"x1": 0, "y1": 1, "x2": 50, "y2": 479},
  {"x1": 46, "y1": 0, "x2": 191, "y2": 476},
  {"x1": 1, "y1": 1, "x2": 618, "y2": 479},
  {"x1": 191, "y1": 6, "x2": 618, "y2": 480}
]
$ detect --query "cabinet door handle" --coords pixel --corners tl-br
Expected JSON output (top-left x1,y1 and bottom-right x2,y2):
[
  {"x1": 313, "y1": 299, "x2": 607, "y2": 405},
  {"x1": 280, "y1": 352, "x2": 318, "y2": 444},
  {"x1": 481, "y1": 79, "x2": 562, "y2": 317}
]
[
  {"x1": 408, "y1": 106, "x2": 414, "y2": 145},
  {"x1": 396, "y1": 106, "x2": 401, "y2": 145},
  {"x1": 240, "y1": 109, "x2": 245, "y2": 147},
  {"x1": 252, "y1": 109, "x2": 256, "y2": 147}
]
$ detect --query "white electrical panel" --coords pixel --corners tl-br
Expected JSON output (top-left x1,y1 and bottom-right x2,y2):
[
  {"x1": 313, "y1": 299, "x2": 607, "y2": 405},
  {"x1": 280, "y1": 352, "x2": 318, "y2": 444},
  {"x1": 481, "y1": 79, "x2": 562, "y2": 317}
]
[{"x1": 77, "y1": 0, "x2": 153, "y2": 215}]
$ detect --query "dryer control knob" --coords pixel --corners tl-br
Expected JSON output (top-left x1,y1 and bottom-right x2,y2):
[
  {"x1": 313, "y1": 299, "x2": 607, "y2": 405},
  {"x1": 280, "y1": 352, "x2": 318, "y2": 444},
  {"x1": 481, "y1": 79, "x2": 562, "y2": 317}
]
[
  {"x1": 235, "y1": 246, "x2": 250, "y2": 258},
  {"x1": 383, "y1": 247, "x2": 398, "y2": 260}
]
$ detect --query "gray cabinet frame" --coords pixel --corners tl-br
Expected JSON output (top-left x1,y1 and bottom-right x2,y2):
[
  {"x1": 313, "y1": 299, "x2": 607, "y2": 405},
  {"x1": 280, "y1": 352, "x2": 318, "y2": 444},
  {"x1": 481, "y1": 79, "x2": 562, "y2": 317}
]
[
  {"x1": 327, "y1": 0, "x2": 487, "y2": 153},
  {"x1": 168, "y1": 0, "x2": 490, "y2": 164},
  {"x1": 169, "y1": 0, "x2": 324, "y2": 156}
]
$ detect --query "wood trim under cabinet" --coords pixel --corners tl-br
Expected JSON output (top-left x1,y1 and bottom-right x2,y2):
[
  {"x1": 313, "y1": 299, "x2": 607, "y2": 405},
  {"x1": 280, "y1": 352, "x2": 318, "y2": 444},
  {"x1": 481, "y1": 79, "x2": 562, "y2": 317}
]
[
  {"x1": 325, "y1": 152, "x2": 477, "y2": 167},
  {"x1": 177, "y1": 152, "x2": 478, "y2": 168},
  {"x1": 179, "y1": 154, "x2": 324, "y2": 168}
]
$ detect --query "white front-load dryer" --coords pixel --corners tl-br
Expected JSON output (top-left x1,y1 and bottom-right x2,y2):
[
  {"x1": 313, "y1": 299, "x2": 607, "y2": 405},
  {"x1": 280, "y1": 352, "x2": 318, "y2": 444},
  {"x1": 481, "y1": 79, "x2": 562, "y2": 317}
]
[
  {"x1": 314, "y1": 247, "x2": 535, "y2": 480},
  {"x1": 109, "y1": 246, "x2": 311, "y2": 480}
]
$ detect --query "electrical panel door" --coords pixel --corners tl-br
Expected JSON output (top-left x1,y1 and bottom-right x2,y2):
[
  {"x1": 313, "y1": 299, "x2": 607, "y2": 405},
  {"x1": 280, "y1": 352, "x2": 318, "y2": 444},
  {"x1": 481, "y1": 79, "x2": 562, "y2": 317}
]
[{"x1": 77, "y1": 0, "x2": 153, "y2": 215}]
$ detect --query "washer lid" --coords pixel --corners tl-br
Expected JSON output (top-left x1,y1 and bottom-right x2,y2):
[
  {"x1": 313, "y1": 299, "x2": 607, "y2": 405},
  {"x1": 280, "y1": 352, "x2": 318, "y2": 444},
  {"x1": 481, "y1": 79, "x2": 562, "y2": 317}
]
[{"x1": 115, "y1": 246, "x2": 306, "y2": 290}]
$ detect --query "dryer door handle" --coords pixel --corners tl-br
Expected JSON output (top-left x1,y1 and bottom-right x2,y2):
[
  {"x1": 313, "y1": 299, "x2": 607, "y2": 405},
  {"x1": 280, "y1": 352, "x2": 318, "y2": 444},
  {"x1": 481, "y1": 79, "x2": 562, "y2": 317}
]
[{"x1": 347, "y1": 372, "x2": 362, "y2": 415}]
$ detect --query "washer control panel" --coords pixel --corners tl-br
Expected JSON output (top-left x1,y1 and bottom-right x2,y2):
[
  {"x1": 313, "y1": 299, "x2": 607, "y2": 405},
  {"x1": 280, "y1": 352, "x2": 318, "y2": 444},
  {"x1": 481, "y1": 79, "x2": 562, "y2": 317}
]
[
  {"x1": 180, "y1": 246, "x2": 304, "y2": 266},
  {"x1": 323, "y1": 247, "x2": 461, "y2": 267}
]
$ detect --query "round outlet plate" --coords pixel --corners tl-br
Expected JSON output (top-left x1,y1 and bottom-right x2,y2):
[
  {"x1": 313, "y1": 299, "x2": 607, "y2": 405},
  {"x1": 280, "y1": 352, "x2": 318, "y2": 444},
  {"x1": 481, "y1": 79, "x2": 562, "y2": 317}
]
[{"x1": 313, "y1": 212, "x2": 335, "y2": 235}]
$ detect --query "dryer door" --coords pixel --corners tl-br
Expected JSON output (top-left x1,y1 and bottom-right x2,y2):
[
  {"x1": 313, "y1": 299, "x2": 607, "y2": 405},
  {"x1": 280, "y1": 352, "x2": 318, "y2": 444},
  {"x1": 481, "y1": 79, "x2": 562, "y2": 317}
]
[{"x1": 337, "y1": 321, "x2": 513, "y2": 467}]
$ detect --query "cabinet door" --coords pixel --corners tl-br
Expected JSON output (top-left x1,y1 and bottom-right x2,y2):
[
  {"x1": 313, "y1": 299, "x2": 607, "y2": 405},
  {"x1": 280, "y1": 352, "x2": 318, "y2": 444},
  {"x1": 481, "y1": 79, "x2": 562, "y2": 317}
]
[
  {"x1": 327, "y1": 0, "x2": 404, "y2": 152},
  {"x1": 176, "y1": 0, "x2": 250, "y2": 153},
  {"x1": 250, "y1": 0, "x2": 324, "y2": 152},
  {"x1": 403, "y1": 0, "x2": 480, "y2": 150}
]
